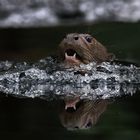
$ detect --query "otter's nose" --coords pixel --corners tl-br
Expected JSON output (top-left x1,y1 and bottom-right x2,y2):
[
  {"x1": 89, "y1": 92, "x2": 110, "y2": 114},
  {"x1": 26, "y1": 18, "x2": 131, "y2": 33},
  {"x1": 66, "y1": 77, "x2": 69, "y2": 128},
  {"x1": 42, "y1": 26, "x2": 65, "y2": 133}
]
[{"x1": 73, "y1": 36, "x2": 79, "y2": 40}]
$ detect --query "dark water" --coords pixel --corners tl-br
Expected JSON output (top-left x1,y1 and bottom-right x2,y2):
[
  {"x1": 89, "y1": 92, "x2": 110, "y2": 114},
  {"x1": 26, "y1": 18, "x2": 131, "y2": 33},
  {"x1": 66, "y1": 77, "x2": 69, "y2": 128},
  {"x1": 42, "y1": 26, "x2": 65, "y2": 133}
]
[{"x1": 0, "y1": 22, "x2": 140, "y2": 139}]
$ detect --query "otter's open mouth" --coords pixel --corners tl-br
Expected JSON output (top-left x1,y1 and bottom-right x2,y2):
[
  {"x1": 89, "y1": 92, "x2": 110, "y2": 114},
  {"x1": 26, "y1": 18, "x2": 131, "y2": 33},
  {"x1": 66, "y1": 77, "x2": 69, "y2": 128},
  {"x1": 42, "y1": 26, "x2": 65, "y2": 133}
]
[{"x1": 64, "y1": 49, "x2": 82, "y2": 64}]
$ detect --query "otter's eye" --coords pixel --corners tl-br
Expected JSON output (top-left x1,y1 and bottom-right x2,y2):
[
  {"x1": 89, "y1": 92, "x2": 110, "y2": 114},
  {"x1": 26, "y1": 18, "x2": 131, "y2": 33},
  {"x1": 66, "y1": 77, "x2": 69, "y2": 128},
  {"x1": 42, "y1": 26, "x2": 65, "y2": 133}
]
[{"x1": 85, "y1": 36, "x2": 92, "y2": 43}]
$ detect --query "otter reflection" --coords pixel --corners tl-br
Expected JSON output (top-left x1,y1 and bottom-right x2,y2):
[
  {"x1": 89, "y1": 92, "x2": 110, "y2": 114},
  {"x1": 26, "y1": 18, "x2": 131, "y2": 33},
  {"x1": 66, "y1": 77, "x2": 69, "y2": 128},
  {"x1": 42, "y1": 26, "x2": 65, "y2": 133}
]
[{"x1": 59, "y1": 97, "x2": 109, "y2": 130}]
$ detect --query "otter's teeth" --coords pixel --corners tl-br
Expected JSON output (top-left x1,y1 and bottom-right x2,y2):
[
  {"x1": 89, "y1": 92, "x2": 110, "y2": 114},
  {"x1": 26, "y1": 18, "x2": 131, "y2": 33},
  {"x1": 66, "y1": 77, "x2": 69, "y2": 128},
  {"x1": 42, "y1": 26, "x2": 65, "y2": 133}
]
[
  {"x1": 65, "y1": 52, "x2": 68, "y2": 58},
  {"x1": 73, "y1": 53, "x2": 76, "y2": 58},
  {"x1": 65, "y1": 105, "x2": 68, "y2": 110},
  {"x1": 65, "y1": 105, "x2": 76, "y2": 110},
  {"x1": 65, "y1": 52, "x2": 76, "y2": 58}
]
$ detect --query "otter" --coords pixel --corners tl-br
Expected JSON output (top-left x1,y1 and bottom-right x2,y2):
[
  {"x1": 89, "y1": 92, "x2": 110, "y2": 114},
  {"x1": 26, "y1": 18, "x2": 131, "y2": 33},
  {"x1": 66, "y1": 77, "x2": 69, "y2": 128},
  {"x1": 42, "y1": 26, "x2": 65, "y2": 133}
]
[
  {"x1": 58, "y1": 33, "x2": 114, "y2": 129},
  {"x1": 59, "y1": 99, "x2": 108, "y2": 130},
  {"x1": 59, "y1": 33, "x2": 114, "y2": 65}
]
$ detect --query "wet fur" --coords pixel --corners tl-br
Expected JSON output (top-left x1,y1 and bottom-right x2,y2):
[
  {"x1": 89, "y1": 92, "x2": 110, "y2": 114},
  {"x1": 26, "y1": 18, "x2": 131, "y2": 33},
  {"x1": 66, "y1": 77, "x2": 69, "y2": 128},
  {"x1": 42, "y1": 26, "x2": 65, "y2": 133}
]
[
  {"x1": 59, "y1": 99, "x2": 108, "y2": 130},
  {"x1": 59, "y1": 33, "x2": 114, "y2": 64}
]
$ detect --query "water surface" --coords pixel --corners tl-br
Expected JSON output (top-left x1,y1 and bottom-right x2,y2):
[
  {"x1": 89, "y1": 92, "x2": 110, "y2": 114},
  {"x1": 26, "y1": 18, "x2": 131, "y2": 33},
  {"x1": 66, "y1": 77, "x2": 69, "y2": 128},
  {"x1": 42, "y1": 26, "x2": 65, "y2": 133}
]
[{"x1": 0, "y1": 22, "x2": 140, "y2": 140}]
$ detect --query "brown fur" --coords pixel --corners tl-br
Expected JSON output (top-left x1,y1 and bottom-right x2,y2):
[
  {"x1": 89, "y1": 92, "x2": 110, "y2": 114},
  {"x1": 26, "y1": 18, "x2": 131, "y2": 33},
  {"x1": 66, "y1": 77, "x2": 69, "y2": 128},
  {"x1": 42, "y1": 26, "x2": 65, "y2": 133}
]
[
  {"x1": 59, "y1": 99, "x2": 108, "y2": 130},
  {"x1": 59, "y1": 33, "x2": 114, "y2": 64}
]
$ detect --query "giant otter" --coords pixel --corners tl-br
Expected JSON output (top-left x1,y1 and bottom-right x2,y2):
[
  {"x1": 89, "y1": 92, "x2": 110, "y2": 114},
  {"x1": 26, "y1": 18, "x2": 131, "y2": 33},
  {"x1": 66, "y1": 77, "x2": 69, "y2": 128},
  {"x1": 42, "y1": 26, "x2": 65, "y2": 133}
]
[
  {"x1": 59, "y1": 33, "x2": 114, "y2": 65},
  {"x1": 59, "y1": 99, "x2": 108, "y2": 130},
  {"x1": 59, "y1": 33, "x2": 114, "y2": 128}
]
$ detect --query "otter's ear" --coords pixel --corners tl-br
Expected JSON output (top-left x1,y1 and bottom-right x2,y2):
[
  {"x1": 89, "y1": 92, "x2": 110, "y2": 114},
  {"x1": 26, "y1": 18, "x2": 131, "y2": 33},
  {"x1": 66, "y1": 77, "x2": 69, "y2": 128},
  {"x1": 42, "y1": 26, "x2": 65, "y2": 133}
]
[{"x1": 108, "y1": 53, "x2": 115, "y2": 61}]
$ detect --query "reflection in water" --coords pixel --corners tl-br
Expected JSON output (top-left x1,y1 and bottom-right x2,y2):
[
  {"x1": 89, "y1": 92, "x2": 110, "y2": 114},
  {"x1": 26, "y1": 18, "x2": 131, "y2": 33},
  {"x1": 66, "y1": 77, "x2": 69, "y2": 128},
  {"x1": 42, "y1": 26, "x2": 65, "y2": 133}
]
[
  {"x1": 59, "y1": 97, "x2": 108, "y2": 130},
  {"x1": 0, "y1": 58, "x2": 139, "y2": 134},
  {"x1": 0, "y1": 58, "x2": 139, "y2": 133}
]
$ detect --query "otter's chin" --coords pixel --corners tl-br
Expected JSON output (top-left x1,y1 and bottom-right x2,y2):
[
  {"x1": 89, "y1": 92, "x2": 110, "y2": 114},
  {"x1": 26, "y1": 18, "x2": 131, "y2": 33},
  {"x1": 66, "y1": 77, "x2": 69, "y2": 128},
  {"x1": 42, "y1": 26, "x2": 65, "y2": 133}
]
[{"x1": 64, "y1": 49, "x2": 82, "y2": 65}]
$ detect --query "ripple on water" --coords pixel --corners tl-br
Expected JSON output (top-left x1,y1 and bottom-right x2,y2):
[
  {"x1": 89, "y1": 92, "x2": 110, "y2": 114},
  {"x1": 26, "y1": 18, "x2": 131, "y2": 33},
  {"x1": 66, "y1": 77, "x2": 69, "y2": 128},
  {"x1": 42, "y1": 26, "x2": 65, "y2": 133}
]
[{"x1": 0, "y1": 57, "x2": 139, "y2": 100}]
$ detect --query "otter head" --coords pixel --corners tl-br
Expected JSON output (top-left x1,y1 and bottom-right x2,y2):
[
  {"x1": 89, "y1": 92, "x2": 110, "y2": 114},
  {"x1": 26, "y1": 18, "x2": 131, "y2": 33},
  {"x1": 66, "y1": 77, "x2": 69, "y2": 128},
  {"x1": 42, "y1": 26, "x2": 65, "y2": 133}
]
[
  {"x1": 59, "y1": 33, "x2": 114, "y2": 65},
  {"x1": 59, "y1": 99, "x2": 108, "y2": 130}
]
